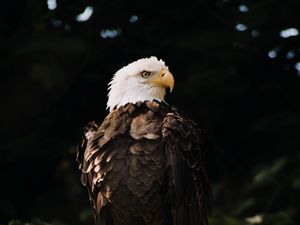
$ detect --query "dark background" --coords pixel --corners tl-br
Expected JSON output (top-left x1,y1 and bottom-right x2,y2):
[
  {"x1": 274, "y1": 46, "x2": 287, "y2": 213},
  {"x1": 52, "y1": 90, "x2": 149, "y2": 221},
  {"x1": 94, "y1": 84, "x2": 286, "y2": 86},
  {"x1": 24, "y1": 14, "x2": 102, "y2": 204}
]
[{"x1": 1, "y1": 0, "x2": 300, "y2": 225}]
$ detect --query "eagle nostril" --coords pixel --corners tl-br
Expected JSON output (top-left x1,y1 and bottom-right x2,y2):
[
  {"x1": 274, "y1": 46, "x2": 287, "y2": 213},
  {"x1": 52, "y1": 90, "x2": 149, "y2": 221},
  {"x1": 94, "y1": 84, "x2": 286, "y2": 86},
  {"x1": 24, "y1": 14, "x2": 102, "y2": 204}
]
[{"x1": 161, "y1": 73, "x2": 165, "y2": 77}]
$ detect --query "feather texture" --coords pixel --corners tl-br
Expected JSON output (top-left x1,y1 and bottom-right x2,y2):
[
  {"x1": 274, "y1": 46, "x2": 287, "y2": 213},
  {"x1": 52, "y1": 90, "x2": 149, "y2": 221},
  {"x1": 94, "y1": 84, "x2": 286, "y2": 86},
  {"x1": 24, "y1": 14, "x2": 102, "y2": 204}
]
[{"x1": 76, "y1": 101, "x2": 211, "y2": 225}]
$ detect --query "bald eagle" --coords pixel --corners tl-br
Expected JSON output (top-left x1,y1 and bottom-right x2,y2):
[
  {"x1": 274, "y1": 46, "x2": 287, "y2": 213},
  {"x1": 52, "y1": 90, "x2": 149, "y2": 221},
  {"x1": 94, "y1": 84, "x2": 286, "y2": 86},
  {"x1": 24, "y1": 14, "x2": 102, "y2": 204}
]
[{"x1": 76, "y1": 57, "x2": 211, "y2": 225}]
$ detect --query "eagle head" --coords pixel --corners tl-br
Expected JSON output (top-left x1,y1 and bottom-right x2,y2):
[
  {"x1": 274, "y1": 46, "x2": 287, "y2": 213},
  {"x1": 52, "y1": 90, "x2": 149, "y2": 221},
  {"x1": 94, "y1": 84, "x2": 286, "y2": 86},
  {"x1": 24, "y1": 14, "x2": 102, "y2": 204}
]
[{"x1": 107, "y1": 56, "x2": 174, "y2": 111}]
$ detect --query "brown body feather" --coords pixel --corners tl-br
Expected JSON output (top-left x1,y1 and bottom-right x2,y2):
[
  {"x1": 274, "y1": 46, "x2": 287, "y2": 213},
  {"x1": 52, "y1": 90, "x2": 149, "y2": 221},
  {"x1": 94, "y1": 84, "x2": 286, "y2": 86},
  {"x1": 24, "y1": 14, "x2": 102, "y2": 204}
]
[{"x1": 76, "y1": 101, "x2": 211, "y2": 225}]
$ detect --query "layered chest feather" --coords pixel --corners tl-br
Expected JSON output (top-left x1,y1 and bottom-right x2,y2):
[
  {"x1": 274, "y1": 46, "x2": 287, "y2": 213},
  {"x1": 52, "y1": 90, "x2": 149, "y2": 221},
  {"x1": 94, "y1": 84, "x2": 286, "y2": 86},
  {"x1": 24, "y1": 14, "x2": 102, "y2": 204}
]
[{"x1": 87, "y1": 103, "x2": 168, "y2": 197}]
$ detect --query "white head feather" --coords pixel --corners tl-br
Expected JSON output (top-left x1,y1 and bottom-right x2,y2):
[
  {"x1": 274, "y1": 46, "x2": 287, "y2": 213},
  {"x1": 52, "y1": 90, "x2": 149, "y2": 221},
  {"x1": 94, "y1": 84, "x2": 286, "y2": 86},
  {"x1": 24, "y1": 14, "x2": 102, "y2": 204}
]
[{"x1": 107, "y1": 56, "x2": 171, "y2": 112}]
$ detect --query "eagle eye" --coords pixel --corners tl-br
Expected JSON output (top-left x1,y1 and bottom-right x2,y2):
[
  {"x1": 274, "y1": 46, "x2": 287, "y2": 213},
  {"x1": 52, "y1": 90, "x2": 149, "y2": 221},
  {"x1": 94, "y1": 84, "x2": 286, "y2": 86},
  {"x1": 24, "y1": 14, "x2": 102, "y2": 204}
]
[{"x1": 141, "y1": 71, "x2": 151, "y2": 78}]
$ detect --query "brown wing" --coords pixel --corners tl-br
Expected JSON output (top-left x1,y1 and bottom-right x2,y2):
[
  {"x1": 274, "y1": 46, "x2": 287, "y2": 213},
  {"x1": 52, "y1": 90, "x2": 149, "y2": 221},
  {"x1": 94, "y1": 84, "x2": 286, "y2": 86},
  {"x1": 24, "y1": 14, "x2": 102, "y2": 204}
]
[
  {"x1": 76, "y1": 103, "x2": 138, "y2": 225},
  {"x1": 76, "y1": 102, "x2": 171, "y2": 225},
  {"x1": 162, "y1": 107, "x2": 212, "y2": 225}
]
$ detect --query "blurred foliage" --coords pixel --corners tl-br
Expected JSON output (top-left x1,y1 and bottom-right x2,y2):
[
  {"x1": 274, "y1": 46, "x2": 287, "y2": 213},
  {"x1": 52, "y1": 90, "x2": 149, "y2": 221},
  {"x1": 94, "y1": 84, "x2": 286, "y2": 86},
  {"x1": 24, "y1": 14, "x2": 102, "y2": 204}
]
[
  {"x1": 208, "y1": 154, "x2": 300, "y2": 225},
  {"x1": 1, "y1": 0, "x2": 300, "y2": 224},
  {"x1": 7, "y1": 219, "x2": 66, "y2": 225}
]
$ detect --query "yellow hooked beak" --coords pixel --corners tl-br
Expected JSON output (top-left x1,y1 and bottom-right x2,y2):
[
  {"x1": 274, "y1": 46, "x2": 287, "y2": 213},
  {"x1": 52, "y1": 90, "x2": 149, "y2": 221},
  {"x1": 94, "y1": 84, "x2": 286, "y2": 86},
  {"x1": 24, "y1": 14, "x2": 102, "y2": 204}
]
[{"x1": 151, "y1": 69, "x2": 175, "y2": 93}]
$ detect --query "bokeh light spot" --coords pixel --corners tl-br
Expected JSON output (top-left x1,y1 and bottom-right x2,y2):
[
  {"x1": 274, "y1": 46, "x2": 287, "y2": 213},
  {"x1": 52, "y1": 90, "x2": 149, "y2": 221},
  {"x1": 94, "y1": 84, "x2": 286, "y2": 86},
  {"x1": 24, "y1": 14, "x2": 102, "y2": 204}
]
[
  {"x1": 238, "y1": 5, "x2": 249, "y2": 13},
  {"x1": 129, "y1": 15, "x2": 138, "y2": 23},
  {"x1": 235, "y1": 23, "x2": 248, "y2": 32},
  {"x1": 47, "y1": 0, "x2": 57, "y2": 11},
  {"x1": 100, "y1": 29, "x2": 122, "y2": 38},
  {"x1": 76, "y1": 6, "x2": 94, "y2": 22},
  {"x1": 279, "y1": 28, "x2": 299, "y2": 38},
  {"x1": 286, "y1": 50, "x2": 296, "y2": 59}
]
